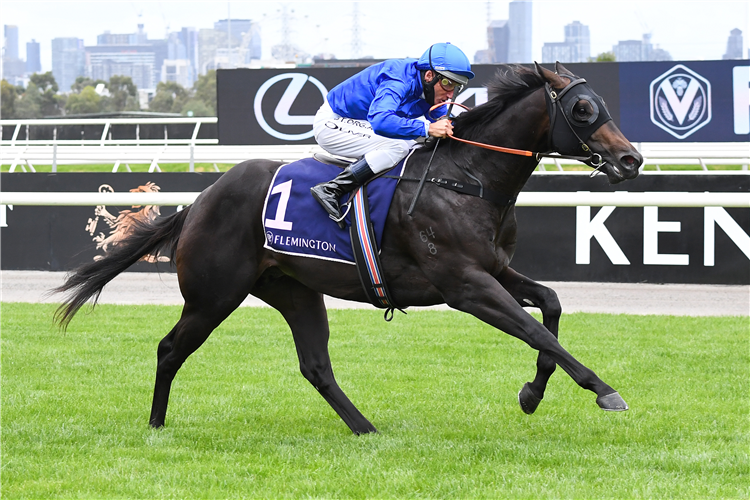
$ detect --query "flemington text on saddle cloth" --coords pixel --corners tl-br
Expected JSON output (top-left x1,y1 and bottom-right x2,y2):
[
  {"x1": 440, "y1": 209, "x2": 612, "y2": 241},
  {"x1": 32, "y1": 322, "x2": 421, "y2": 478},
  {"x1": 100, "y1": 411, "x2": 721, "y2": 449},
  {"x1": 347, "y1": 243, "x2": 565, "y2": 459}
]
[{"x1": 261, "y1": 156, "x2": 408, "y2": 264}]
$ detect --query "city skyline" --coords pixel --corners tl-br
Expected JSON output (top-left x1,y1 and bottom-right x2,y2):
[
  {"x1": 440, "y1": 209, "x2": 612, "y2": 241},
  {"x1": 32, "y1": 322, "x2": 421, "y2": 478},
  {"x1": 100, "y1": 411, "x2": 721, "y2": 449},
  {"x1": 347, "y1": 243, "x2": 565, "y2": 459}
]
[{"x1": 2, "y1": 0, "x2": 748, "y2": 73}]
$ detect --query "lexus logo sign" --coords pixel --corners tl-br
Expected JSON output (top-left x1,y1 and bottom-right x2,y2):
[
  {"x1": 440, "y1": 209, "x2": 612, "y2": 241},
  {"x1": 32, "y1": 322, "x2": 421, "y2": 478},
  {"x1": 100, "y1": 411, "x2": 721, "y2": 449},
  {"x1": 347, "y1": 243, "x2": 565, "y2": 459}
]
[
  {"x1": 253, "y1": 73, "x2": 328, "y2": 141},
  {"x1": 649, "y1": 64, "x2": 712, "y2": 139}
]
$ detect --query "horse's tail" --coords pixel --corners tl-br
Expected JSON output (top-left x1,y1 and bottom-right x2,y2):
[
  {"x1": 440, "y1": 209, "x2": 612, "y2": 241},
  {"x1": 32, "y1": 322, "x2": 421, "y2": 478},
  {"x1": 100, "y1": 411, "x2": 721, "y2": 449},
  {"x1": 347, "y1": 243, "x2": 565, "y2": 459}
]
[{"x1": 53, "y1": 206, "x2": 192, "y2": 329}]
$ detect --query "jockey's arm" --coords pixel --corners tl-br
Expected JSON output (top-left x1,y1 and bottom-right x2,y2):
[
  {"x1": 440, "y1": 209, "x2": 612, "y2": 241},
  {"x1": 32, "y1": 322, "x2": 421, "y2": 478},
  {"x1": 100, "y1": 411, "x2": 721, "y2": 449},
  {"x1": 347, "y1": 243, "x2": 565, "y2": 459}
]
[{"x1": 367, "y1": 83, "x2": 431, "y2": 140}]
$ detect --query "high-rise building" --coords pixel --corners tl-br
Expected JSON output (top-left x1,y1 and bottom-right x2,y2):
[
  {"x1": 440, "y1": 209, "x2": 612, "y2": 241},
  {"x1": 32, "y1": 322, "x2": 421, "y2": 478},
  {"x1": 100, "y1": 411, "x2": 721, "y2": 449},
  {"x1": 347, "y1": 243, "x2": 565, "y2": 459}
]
[
  {"x1": 179, "y1": 27, "x2": 200, "y2": 76},
  {"x1": 4, "y1": 25, "x2": 19, "y2": 59},
  {"x1": 214, "y1": 19, "x2": 253, "y2": 46},
  {"x1": 613, "y1": 40, "x2": 643, "y2": 61},
  {"x1": 488, "y1": 20, "x2": 510, "y2": 63},
  {"x1": 198, "y1": 21, "x2": 262, "y2": 71},
  {"x1": 542, "y1": 20, "x2": 590, "y2": 63},
  {"x1": 723, "y1": 28, "x2": 744, "y2": 59},
  {"x1": 508, "y1": 0, "x2": 532, "y2": 63},
  {"x1": 243, "y1": 22, "x2": 262, "y2": 61},
  {"x1": 198, "y1": 28, "x2": 229, "y2": 72},
  {"x1": 26, "y1": 39, "x2": 41, "y2": 74},
  {"x1": 212, "y1": 19, "x2": 262, "y2": 64},
  {"x1": 97, "y1": 32, "x2": 133, "y2": 46},
  {"x1": 87, "y1": 25, "x2": 184, "y2": 90},
  {"x1": 542, "y1": 43, "x2": 574, "y2": 64},
  {"x1": 613, "y1": 34, "x2": 672, "y2": 62},
  {"x1": 565, "y1": 21, "x2": 590, "y2": 62},
  {"x1": 3, "y1": 25, "x2": 25, "y2": 83},
  {"x1": 52, "y1": 37, "x2": 85, "y2": 92},
  {"x1": 86, "y1": 44, "x2": 156, "y2": 90},
  {"x1": 161, "y1": 59, "x2": 192, "y2": 88}
]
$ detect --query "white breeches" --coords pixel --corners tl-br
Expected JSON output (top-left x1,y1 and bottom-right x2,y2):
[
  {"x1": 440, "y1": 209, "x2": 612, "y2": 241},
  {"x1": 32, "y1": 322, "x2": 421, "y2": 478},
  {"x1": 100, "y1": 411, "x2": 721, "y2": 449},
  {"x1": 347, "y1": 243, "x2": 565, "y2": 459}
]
[{"x1": 313, "y1": 100, "x2": 419, "y2": 174}]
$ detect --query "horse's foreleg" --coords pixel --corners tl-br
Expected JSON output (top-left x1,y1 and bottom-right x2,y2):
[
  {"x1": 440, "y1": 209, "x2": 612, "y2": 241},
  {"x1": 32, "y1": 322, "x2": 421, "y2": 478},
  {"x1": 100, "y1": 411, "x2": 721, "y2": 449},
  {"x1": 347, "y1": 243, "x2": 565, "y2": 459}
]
[
  {"x1": 252, "y1": 274, "x2": 377, "y2": 435},
  {"x1": 438, "y1": 268, "x2": 627, "y2": 412},
  {"x1": 497, "y1": 268, "x2": 561, "y2": 414}
]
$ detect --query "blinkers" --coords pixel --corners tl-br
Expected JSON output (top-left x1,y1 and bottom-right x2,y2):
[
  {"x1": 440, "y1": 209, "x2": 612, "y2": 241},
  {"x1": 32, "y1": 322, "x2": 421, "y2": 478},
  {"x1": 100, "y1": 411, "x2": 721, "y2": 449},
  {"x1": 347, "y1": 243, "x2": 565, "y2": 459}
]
[{"x1": 545, "y1": 77, "x2": 612, "y2": 161}]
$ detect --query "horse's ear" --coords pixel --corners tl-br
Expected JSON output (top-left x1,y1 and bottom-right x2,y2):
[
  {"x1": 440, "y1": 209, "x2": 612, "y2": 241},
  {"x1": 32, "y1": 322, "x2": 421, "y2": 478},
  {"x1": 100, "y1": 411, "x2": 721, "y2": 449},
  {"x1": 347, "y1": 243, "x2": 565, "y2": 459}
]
[
  {"x1": 555, "y1": 61, "x2": 575, "y2": 77},
  {"x1": 534, "y1": 61, "x2": 547, "y2": 78},
  {"x1": 535, "y1": 62, "x2": 565, "y2": 87}
]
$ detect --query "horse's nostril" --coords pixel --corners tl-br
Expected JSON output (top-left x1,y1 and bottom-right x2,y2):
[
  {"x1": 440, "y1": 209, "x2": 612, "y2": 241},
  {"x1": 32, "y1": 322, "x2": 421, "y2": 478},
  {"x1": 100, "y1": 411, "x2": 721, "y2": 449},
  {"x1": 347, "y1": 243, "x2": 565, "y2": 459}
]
[{"x1": 621, "y1": 155, "x2": 636, "y2": 167}]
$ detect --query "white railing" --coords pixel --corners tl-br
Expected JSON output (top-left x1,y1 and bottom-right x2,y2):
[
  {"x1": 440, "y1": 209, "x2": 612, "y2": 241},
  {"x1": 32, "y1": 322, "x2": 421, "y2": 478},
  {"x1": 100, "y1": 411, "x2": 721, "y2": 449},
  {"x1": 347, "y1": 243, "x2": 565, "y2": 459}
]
[
  {"x1": 0, "y1": 144, "x2": 326, "y2": 173},
  {"x1": 1, "y1": 191, "x2": 749, "y2": 208},
  {"x1": 0, "y1": 117, "x2": 218, "y2": 147},
  {"x1": 536, "y1": 142, "x2": 750, "y2": 172},
  {"x1": 2, "y1": 143, "x2": 749, "y2": 174}
]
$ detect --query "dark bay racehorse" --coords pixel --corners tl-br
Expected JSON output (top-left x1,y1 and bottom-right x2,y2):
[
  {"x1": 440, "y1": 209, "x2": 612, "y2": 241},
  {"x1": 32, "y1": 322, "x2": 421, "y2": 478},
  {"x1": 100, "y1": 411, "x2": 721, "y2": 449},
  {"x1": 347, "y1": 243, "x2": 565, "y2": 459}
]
[{"x1": 55, "y1": 63, "x2": 643, "y2": 434}]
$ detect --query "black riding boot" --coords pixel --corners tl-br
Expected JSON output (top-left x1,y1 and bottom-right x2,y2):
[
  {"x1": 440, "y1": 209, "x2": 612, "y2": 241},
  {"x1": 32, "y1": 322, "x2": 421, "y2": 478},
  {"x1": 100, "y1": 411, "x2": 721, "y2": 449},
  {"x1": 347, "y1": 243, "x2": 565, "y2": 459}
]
[{"x1": 311, "y1": 157, "x2": 375, "y2": 228}]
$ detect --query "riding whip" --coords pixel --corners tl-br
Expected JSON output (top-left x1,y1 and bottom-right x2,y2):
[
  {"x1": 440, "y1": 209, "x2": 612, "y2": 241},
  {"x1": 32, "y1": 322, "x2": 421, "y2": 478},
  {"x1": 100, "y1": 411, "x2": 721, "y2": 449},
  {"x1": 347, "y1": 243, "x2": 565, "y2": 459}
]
[{"x1": 407, "y1": 100, "x2": 459, "y2": 216}]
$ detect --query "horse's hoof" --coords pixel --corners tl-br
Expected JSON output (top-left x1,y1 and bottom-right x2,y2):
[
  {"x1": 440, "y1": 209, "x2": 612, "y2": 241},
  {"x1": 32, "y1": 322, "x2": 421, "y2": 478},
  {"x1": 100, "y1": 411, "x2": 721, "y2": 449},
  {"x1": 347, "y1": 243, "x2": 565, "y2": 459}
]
[
  {"x1": 518, "y1": 382, "x2": 542, "y2": 415},
  {"x1": 596, "y1": 392, "x2": 629, "y2": 411},
  {"x1": 353, "y1": 425, "x2": 378, "y2": 436}
]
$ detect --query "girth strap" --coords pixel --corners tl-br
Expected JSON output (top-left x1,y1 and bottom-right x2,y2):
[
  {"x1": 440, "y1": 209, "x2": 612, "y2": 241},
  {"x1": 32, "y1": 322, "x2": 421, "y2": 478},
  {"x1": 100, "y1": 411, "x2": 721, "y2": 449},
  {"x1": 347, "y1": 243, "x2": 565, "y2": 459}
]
[
  {"x1": 349, "y1": 185, "x2": 405, "y2": 321},
  {"x1": 427, "y1": 177, "x2": 516, "y2": 206},
  {"x1": 388, "y1": 175, "x2": 517, "y2": 207}
]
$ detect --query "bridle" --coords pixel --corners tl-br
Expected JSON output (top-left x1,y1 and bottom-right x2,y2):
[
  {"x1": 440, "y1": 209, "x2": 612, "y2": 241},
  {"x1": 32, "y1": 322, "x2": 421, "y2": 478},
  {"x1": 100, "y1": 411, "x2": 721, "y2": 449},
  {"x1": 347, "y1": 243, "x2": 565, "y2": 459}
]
[
  {"x1": 407, "y1": 73, "x2": 612, "y2": 215},
  {"x1": 430, "y1": 75, "x2": 613, "y2": 168}
]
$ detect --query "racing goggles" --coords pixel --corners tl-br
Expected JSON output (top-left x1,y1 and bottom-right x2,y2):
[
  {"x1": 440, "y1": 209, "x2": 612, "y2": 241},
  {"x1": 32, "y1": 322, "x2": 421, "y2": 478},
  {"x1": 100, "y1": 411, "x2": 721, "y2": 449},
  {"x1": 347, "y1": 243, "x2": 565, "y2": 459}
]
[{"x1": 436, "y1": 75, "x2": 460, "y2": 92}]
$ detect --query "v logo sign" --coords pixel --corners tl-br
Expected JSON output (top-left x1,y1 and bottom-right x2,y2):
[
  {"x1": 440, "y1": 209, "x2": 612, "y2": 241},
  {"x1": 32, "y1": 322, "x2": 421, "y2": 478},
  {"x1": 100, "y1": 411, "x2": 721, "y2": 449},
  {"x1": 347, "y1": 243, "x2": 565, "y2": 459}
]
[
  {"x1": 659, "y1": 79, "x2": 701, "y2": 125},
  {"x1": 649, "y1": 64, "x2": 712, "y2": 140}
]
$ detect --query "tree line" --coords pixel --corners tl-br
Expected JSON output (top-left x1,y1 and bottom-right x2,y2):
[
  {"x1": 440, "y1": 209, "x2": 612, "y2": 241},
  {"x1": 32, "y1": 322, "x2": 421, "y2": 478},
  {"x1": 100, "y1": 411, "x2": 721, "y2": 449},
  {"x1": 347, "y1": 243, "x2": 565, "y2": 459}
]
[{"x1": 1, "y1": 71, "x2": 216, "y2": 119}]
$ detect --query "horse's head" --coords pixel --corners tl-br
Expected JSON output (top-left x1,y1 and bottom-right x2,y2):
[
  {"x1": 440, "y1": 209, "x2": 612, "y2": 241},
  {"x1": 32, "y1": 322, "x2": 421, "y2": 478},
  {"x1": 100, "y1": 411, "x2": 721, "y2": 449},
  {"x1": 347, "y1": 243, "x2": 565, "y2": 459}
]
[{"x1": 535, "y1": 62, "x2": 643, "y2": 184}]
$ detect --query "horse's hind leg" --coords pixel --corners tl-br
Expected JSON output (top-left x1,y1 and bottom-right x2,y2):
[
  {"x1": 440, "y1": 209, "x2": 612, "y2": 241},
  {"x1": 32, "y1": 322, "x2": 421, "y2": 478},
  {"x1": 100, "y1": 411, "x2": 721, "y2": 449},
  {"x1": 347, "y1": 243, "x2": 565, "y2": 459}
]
[
  {"x1": 252, "y1": 272, "x2": 377, "y2": 435},
  {"x1": 150, "y1": 282, "x2": 252, "y2": 428},
  {"x1": 497, "y1": 267, "x2": 561, "y2": 415}
]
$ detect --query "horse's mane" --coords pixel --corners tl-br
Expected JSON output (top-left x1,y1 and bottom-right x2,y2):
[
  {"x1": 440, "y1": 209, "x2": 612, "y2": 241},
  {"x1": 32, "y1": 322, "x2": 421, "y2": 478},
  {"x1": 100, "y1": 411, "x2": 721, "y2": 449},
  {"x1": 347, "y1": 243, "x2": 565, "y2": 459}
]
[{"x1": 452, "y1": 65, "x2": 545, "y2": 139}]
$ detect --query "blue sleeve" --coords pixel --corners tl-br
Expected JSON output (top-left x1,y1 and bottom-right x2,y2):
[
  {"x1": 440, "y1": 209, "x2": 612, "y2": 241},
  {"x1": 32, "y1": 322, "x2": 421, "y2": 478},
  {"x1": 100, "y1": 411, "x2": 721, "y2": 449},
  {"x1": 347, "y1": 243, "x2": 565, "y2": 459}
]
[{"x1": 367, "y1": 81, "x2": 429, "y2": 139}]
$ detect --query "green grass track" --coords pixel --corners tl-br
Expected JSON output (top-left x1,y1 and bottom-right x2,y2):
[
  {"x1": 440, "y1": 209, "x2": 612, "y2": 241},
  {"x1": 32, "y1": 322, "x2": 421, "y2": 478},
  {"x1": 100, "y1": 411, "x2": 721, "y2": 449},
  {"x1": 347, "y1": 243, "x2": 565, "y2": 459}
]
[{"x1": 2, "y1": 303, "x2": 748, "y2": 498}]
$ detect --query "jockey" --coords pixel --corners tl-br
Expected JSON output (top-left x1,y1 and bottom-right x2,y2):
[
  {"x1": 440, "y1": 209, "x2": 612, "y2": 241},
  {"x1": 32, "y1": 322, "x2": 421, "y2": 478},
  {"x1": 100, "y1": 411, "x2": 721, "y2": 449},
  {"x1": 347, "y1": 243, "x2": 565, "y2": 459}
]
[{"x1": 311, "y1": 42, "x2": 475, "y2": 226}]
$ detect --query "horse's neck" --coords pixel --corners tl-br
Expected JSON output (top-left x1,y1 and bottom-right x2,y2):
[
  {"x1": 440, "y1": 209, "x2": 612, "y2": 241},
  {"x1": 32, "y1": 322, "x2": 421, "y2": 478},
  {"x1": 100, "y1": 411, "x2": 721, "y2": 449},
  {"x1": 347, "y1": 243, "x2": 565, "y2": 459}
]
[{"x1": 453, "y1": 89, "x2": 549, "y2": 198}]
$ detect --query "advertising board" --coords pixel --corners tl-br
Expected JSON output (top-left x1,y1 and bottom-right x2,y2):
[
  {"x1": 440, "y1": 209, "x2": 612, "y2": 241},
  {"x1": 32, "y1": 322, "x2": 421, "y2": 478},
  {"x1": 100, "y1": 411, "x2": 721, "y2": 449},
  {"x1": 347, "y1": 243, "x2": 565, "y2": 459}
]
[
  {"x1": 2, "y1": 172, "x2": 747, "y2": 284},
  {"x1": 217, "y1": 60, "x2": 748, "y2": 145},
  {"x1": 618, "y1": 60, "x2": 750, "y2": 142}
]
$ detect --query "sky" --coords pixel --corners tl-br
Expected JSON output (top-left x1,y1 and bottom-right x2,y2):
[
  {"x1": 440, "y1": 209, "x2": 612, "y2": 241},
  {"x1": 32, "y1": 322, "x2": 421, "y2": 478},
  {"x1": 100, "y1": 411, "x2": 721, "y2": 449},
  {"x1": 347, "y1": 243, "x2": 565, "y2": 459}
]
[{"x1": 2, "y1": 0, "x2": 749, "y2": 72}]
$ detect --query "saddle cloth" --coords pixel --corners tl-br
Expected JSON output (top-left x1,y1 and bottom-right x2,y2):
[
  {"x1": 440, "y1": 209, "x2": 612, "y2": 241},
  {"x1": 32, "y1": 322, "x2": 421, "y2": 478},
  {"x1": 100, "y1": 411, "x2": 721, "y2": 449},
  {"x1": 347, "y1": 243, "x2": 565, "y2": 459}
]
[{"x1": 262, "y1": 157, "x2": 406, "y2": 264}]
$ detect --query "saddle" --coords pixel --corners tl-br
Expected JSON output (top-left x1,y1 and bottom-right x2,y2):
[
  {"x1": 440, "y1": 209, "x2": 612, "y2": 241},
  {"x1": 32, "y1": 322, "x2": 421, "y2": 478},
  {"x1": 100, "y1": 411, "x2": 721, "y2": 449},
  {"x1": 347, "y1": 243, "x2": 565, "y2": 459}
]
[{"x1": 262, "y1": 155, "x2": 406, "y2": 318}]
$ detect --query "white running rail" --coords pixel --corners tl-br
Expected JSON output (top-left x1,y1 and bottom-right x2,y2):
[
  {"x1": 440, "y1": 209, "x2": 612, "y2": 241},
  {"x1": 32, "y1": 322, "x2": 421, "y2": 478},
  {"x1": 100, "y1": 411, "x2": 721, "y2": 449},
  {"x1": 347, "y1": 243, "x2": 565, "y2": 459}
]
[
  {"x1": 1, "y1": 117, "x2": 218, "y2": 146},
  {"x1": 2, "y1": 191, "x2": 749, "y2": 208},
  {"x1": 1, "y1": 143, "x2": 748, "y2": 173}
]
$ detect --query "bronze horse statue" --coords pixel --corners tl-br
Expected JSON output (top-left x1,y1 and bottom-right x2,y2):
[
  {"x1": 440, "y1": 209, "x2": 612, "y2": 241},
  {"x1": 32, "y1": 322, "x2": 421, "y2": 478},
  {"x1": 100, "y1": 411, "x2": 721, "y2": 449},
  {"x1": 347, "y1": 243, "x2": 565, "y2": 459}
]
[{"x1": 55, "y1": 63, "x2": 643, "y2": 434}]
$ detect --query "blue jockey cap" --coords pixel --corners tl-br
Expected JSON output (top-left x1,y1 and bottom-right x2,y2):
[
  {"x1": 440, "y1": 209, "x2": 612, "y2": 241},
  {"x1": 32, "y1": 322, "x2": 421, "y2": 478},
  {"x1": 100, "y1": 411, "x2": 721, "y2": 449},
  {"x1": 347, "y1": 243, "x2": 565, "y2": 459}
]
[{"x1": 416, "y1": 43, "x2": 475, "y2": 86}]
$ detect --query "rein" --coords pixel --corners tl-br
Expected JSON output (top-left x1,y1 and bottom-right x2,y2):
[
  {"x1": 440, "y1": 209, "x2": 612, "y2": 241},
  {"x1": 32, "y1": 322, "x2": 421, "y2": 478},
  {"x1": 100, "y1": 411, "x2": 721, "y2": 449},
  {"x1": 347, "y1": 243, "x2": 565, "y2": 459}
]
[
  {"x1": 406, "y1": 75, "x2": 609, "y2": 213},
  {"x1": 430, "y1": 101, "x2": 600, "y2": 163}
]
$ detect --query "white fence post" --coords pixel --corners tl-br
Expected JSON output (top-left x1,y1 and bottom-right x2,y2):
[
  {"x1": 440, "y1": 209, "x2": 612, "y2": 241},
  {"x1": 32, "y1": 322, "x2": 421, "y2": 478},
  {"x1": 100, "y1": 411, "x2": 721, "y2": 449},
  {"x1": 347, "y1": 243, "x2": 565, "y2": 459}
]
[{"x1": 52, "y1": 128, "x2": 57, "y2": 173}]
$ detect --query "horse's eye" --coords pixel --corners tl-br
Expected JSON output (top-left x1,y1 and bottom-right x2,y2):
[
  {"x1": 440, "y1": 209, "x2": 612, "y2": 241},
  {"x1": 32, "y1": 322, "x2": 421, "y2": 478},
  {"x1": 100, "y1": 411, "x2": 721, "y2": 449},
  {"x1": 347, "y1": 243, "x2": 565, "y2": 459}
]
[
  {"x1": 567, "y1": 95, "x2": 600, "y2": 126},
  {"x1": 573, "y1": 100, "x2": 593, "y2": 121}
]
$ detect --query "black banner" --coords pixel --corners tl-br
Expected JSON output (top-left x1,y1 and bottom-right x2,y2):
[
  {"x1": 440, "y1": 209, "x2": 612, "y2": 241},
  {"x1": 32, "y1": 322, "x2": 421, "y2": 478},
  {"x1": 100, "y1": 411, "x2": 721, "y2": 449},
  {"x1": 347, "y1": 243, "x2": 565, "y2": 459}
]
[
  {"x1": 1, "y1": 173, "x2": 220, "y2": 272},
  {"x1": 511, "y1": 174, "x2": 750, "y2": 285},
  {"x1": 217, "y1": 60, "x2": 749, "y2": 145},
  {"x1": 216, "y1": 64, "x2": 621, "y2": 145},
  {"x1": 2, "y1": 172, "x2": 748, "y2": 284}
]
